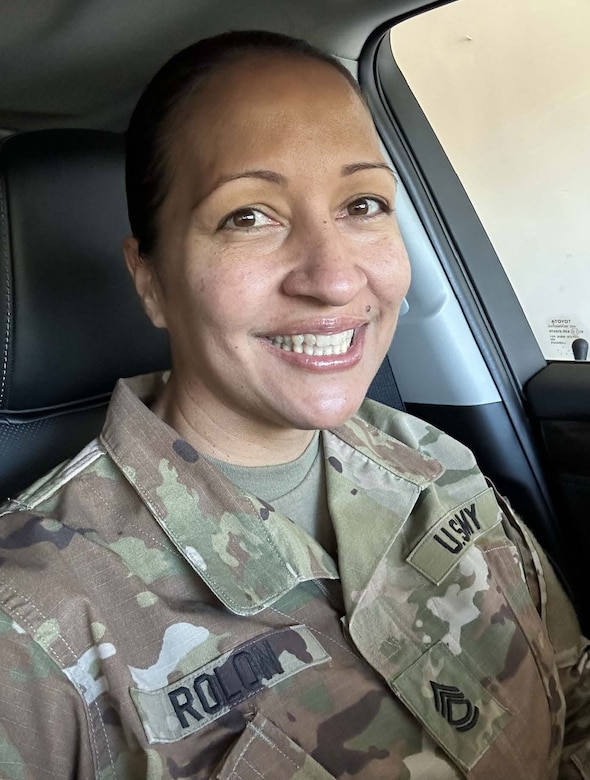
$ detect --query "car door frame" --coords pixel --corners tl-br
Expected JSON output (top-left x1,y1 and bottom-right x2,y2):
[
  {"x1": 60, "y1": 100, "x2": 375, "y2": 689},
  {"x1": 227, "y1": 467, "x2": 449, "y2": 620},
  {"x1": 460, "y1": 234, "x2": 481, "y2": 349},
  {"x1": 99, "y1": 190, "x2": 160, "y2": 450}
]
[{"x1": 358, "y1": 17, "x2": 590, "y2": 626}]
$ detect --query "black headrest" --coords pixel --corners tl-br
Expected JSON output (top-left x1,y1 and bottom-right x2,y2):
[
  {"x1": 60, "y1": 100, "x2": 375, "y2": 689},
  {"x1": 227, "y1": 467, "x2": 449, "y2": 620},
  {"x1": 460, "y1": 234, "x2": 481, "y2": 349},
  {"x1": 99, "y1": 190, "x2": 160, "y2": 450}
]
[{"x1": 0, "y1": 129, "x2": 169, "y2": 414}]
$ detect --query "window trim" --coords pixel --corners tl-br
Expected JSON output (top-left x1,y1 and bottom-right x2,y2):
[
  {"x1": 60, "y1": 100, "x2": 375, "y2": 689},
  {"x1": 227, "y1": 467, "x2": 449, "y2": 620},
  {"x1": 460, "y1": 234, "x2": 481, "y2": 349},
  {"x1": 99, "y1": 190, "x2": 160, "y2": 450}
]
[
  {"x1": 359, "y1": 26, "x2": 546, "y2": 390},
  {"x1": 358, "y1": 22, "x2": 561, "y2": 546}
]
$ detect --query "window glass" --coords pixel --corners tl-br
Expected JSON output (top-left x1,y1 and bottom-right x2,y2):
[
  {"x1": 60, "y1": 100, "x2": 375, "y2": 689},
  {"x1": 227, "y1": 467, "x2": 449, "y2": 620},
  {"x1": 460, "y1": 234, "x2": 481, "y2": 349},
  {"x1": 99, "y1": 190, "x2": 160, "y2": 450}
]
[{"x1": 391, "y1": 0, "x2": 590, "y2": 360}]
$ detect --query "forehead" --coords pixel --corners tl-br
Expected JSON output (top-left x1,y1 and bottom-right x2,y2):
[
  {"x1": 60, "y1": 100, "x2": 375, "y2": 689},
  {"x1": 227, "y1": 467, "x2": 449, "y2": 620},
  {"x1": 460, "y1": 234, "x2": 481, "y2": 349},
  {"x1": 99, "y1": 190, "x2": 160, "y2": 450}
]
[{"x1": 169, "y1": 54, "x2": 383, "y2": 181}]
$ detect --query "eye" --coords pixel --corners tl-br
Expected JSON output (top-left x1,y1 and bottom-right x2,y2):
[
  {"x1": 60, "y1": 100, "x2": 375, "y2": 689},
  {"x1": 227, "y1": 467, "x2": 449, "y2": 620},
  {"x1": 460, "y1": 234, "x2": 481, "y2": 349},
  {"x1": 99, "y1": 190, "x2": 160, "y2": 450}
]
[
  {"x1": 220, "y1": 207, "x2": 276, "y2": 230},
  {"x1": 344, "y1": 196, "x2": 390, "y2": 218}
]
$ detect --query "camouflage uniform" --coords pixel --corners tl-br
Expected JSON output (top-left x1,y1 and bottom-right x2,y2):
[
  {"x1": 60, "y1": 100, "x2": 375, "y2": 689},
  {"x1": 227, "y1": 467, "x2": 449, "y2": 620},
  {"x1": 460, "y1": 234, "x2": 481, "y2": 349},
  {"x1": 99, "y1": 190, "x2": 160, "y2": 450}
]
[{"x1": 0, "y1": 373, "x2": 589, "y2": 779}]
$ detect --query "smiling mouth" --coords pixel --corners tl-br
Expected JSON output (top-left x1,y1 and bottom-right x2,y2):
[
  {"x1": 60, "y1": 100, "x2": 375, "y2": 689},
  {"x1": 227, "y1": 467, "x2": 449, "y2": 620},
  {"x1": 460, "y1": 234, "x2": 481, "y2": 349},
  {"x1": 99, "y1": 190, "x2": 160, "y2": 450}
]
[{"x1": 265, "y1": 328, "x2": 355, "y2": 356}]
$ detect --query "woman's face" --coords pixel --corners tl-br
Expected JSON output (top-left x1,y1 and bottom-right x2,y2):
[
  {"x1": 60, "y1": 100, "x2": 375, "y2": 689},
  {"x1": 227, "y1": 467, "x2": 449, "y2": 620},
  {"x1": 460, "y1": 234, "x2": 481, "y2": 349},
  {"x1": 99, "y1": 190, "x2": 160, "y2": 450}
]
[{"x1": 130, "y1": 54, "x2": 411, "y2": 439}]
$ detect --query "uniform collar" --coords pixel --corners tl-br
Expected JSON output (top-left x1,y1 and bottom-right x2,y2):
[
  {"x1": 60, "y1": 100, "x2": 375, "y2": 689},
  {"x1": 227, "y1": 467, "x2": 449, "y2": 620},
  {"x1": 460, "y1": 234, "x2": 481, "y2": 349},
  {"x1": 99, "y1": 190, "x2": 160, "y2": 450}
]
[
  {"x1": 325, "y1": 407, "x2": 444, "y2": 615},
  {"x1": 101, "y1": 376, "x2": 337, "y2": 616},
  {"x1": 332, "y1": 402, "x2": 444, "y2": 487},
  {"x1": 101, "y1": 376, "x2": 444, "y2": 617}
]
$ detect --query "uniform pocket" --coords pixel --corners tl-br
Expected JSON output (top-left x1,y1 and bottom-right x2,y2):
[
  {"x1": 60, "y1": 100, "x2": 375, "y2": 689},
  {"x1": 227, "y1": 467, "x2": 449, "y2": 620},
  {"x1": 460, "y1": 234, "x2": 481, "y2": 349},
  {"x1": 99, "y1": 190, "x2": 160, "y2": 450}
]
[{"x1": 215, "y1": 711, "x2": 335, "y2": 780}]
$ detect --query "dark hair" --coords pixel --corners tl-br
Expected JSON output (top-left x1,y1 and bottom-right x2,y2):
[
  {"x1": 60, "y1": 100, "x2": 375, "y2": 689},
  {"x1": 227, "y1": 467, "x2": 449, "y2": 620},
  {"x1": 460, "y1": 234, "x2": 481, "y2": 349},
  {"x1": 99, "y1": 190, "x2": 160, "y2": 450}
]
[{"x1": 125, "y1": 30, "x2": 363, "y2": 257}]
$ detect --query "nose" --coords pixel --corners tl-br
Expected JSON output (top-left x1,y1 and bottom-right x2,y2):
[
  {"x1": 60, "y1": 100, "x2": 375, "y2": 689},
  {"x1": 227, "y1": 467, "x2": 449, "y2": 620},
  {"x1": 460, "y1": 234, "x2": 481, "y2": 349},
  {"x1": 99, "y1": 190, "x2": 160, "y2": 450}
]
[{"x1": 281, "y1": 221, "x2": 367, "y2": 306}]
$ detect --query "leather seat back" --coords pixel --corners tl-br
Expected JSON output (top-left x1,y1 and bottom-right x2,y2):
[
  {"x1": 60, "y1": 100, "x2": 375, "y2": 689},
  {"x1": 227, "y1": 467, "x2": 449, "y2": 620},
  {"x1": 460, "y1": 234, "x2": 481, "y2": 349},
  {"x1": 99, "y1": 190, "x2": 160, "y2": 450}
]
[{"x1": 0, "y1": 129, "x2": 170, "y2": 500}]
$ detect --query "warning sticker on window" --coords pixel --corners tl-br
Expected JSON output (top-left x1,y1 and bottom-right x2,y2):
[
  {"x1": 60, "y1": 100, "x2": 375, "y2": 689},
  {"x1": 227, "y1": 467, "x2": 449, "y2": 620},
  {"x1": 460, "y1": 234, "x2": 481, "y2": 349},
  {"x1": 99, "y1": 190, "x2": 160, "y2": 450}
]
[{"x1": 547, "y1": 318, "x2": 587, "y2": 360}]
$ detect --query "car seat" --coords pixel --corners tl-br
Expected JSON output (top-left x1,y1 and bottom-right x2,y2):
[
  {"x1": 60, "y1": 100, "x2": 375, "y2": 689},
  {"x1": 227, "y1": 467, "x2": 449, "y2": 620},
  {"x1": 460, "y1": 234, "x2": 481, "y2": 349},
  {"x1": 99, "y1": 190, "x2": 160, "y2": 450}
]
[
  {"x1": 0, "y1": 129, "x2": 403, "y2": 502},
  {"x1": 0, "y1": 130, "x2": 170, "y2": 500}
]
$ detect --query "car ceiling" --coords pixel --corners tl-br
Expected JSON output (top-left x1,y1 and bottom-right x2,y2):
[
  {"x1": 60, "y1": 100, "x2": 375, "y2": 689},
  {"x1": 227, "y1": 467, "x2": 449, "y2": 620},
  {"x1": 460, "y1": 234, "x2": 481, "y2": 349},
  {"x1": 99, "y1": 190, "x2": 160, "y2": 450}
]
[{"x1": 0, "y1": 0, "x2": 447, "y2": 133}]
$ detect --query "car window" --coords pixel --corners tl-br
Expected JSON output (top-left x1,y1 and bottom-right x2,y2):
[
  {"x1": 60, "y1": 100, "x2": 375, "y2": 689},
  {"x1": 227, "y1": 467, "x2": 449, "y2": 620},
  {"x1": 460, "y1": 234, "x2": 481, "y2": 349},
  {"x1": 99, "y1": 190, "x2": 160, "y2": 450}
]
[{"x1": 390, "y1": 0, "x2": 590, "y2": 361}]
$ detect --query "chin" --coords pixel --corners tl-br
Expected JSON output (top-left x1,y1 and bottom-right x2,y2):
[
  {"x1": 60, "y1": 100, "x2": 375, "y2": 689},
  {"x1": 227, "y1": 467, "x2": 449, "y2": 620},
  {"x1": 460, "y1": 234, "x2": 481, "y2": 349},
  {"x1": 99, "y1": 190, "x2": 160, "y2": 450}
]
[{"x1": 289, "y1": 391, "x2": 367, "y2": 431}]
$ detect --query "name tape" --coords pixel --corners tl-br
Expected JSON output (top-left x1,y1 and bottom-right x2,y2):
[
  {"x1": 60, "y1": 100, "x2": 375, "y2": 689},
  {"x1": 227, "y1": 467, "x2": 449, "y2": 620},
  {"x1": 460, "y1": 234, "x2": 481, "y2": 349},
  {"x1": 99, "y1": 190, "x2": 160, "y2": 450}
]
[
  {"x1": 131, "y1": 624, "x2": 330, "y2": 744},
  {"x1": 406, "y1": 488, "x2": 501, "y2": 585}
]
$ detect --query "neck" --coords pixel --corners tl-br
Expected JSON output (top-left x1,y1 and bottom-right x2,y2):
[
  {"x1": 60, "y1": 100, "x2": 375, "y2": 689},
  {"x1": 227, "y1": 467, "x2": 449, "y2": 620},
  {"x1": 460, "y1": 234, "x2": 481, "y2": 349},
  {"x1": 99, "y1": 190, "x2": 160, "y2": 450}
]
[{"x1": 151, "y1": 374, "x2": 316, "y2": 466}]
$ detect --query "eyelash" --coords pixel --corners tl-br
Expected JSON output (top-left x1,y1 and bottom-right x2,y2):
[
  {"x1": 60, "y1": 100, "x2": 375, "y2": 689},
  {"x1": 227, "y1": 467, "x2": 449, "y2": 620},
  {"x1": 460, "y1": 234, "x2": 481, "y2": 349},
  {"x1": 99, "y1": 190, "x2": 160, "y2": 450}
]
[
  {"x1": 218, "y1": 208, "x2": 274, "y2": 231},
  {"x1": 218, "y1": 195, "x2": 392, "y2": 232},
  {"x1": 342, "y1": 196, "x2": 392, "y2": 219}
]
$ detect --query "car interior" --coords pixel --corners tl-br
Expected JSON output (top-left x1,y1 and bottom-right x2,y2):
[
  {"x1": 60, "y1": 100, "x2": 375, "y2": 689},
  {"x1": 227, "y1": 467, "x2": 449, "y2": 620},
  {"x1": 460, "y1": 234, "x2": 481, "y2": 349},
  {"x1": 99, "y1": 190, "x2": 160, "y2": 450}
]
[{"x1": 1, "y1": 0, "x2": 589, "y2": 629}]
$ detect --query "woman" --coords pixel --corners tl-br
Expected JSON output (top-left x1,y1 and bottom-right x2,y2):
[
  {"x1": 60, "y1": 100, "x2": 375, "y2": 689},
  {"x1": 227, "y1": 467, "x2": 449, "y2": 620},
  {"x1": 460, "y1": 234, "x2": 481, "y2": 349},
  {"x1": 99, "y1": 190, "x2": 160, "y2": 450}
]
[{"x1": 0, "y1": 31, "x2": 588, "y2": 780}]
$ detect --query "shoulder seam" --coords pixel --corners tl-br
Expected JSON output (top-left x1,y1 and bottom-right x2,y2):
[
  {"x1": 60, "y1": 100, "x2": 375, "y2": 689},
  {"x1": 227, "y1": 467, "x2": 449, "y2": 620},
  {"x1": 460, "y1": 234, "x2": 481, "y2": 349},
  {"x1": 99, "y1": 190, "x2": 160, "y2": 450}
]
[{"x1": 1, "y1": 440, "x2": 104, "y2": 514}]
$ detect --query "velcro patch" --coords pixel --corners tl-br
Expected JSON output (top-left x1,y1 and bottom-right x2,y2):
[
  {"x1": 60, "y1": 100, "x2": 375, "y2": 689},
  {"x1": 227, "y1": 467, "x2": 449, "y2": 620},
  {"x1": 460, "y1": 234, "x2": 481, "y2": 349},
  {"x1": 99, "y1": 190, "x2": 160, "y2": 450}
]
[
  {"x1": 406, "y1": 488, "x2": 501, "y2": 585},
  {"x1": 131, "y1": 625, "x2": 330, "y2": 744},
  {"x1": 392, "y1": 641, "x2": 510, "y2": 771}
]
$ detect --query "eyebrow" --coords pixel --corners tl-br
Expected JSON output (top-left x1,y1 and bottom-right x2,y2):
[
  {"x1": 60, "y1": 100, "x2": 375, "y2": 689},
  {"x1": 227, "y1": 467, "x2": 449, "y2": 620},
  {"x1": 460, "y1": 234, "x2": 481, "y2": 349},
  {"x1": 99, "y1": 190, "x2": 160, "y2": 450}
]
[
  {"x1": 194, "y1": 169, "x2": 287, "y2": 211},
  {"x1": 341, "y1": 162, "x2": 397, "y2": 179},
  {"x1": 213, "y1": 169, "x2": 288, "y2": 189},
  {"x1": 203, "y1": 161, "x2": 397, "y2": 206},
  {"x1": 215, "y1": 162, "x2": 395, "y2": 188}
]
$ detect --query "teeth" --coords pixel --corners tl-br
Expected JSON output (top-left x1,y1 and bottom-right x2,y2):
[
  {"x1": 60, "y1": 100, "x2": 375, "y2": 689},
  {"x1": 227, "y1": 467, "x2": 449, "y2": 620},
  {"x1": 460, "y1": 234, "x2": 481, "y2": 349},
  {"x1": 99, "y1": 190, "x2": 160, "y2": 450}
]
[{"x1": 267, "y1": 328, "x2": 354, "y2": 356}]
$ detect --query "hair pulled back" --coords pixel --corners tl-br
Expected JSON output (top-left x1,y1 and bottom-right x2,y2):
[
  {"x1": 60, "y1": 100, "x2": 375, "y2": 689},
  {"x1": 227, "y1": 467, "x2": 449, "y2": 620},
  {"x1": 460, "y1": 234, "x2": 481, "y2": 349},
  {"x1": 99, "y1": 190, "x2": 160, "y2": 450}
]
[{"x1": 125, "y1": 30, "x2": 362, "y2": 257}]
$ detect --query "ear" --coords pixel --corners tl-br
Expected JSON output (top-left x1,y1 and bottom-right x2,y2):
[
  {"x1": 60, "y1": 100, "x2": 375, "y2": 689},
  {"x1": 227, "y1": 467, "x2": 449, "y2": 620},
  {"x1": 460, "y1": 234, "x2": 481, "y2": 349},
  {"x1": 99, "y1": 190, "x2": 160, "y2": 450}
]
[{"x1": 123, "y1": 236, "x2": 167, "y2": 329}]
